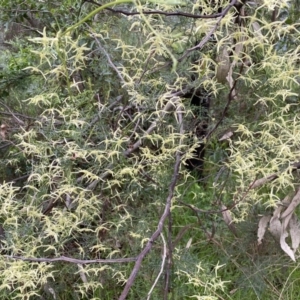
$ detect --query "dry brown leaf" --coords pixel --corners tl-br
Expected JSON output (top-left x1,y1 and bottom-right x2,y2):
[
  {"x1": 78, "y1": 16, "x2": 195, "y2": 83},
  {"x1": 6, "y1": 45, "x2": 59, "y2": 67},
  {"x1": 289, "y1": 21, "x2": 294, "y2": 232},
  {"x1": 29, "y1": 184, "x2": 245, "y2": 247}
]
[
  {"x1": 260, "y1": 196, "x2": 300, "y2": 261},
  {"x1": 186, "y1": 238, "x2": 192, "y2": 249},
  {"x1": 281, "y1": 188, "x2": 300, "y2": 220},
  {"x1": 0, "y1": 124, "x2": 7, "y2": 140},
  {"x1": 280, "y1": 195, "x2": 291, "y2": 208},
  {"x1": 282, "y1": 213, "x2": 293, "y2": 234},
  {"x1": 219, "y1": 131, "x2": 234, "y2": 141},
  {"x1": 231, "y1": 29, "x2": 244, "y2": 70},
  {"x1": 269, "y1": 215, "x2": 281, "y2": 241},
  {"x1": 257, "y1": 215, "x2": 271, "y2": 245},
  {"x1": 289, "y1": 214, "x2": 300, "y2": 253},
  {"x1": 272, "y1": 204, "x2": 284, "y2": 219},
  {"x1": 43, "y1": 282, "x2": 57, "y2": 300},
  {"x1": 233, "y1": 42, "x2": 244, "y2": 62},
  {"x1": 225, "y1": 64, "x2": 238, "y2": 100},
  {"x1": 269, "y1": 199, "x2": 287, "y2": 241},
  {"x1": 222, "y1": 204, "x2": 232, "y2": 225},
  {"x1": 222, "y1": 204, "x2": 237, "y2": 236},
  {"x1": 77, "y1": 264, "x2": 88, "y2": 283},
  {"x1": 224, "y1": 31, "x2": 244, "y2": 99},
  {"x1": 280, "y1": 230, "x2": 296, "y2": 261}
]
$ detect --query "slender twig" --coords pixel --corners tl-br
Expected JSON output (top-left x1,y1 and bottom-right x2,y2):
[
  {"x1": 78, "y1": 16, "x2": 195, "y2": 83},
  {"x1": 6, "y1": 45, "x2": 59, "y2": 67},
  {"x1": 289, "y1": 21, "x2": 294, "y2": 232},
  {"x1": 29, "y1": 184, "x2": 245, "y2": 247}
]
[
  {"x1": 179, "y1": 176, "x2": 258, "y2": 216},
  {"x1": 85, "y1": 0, "x2": 223, "y2": 19},
  {"x1": 0, "y1": 101, "x2": 25, "y2": 125},
  {"x1": 179, "y1": 161, "x2": 300, "y2": 216},
  {"x1": 172, "y1": 224, "x2": 198, "y2": 248},
  {"x1": 178, "y1": 0, "x2": 238, "y2": 63},
  {"x1": 137, "y1": 50, "x2": 155, "y2": 85},
  {"x1": 113, "y1": 9, "x2": 222, "y2": 19},
  {"x1": 4, "y1": 255, "x2": 136, "y2": 264},
  {"x1": 86, "y1": 95, "x2": 123, "y2": 132},
  {"x1": 8, "y1": 173, "x2": 30, "y2": 183},
  {"x1": 206, "y1": 62, "x2": 244, "y2": 140},
  {"x1": 123, "y1": 89, "x2": 186, "y2": 157},
  {"x1": 141, "y1": 0, "x2": 239, "y2": 74},
  {"x1": 127, "y1": 114, "x2": 142, "y2": 141},
  {"x1": 1, "y1": 9, "x2": 49, "y2": 13},
  {"x1": 0, "y1": 142, "x2": 12, "y2": 150},
  {"x1": 250, "y1": 174, "x2": 278, "y2": 189},
  {"x1": 164, "y1": 216, "x2": 172, "y2": 299},
  {"x1": 0, "y1": 111, "x2": 36, "y2": 120},
  {"x1": 86, "y1": 89, "x2": 187, "y2": 190},
  {"x1": 146, "y1": 233, "x2": 167, "y2": 300},
  {"x1": 14, "y1": 23, "x2": 41, "y2": 35},
  {"x1": 164, "y1": 105, "x2": 184, "y2": 299},
  {"x1": 88, "y1": 29, "x2": 125, "y2": 84},
  {"x1": 118, "y1": 140, "x2": 183, "y2": 299}
]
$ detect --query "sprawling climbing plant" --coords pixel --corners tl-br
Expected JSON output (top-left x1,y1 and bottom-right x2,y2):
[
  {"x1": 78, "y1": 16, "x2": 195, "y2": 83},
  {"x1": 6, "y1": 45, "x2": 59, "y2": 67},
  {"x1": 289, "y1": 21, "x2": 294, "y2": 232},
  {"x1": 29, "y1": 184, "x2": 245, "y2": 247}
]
[{"x1": 0, "y1": 0, "x2": 300, "y2": 299}]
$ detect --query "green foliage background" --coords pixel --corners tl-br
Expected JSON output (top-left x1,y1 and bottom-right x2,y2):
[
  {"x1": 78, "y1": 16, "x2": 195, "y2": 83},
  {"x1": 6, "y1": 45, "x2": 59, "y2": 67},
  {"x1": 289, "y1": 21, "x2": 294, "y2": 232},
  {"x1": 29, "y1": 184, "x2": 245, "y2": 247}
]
[{"x1": 0, "y1": 0, "x2": 300, "y2": 299}]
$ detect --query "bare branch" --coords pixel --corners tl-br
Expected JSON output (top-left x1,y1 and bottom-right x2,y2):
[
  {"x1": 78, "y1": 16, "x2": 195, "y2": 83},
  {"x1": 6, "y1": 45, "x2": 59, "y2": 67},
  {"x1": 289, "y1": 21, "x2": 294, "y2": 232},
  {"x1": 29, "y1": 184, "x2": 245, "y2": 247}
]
[
  {"x1": 4, "y1": 255, "x2": 136, "y2": 264},
  {"x1": 146, "y1": 233, "x2": 167, "y2": 300},
  {"x1": 0, "y1": 142, "x2": 12, "y2": 150},
  {"x1": 249, "y1": 162, "x2": 300, "y2": 190},
  {"x1": 123, "y1": 89, "x2": 186, "y2": 157},
  {"x1": 0, "y1": 111, "x2": 36, "y2": 120},
  {"x1": 88, "y1": 29, "x2": 125, "y2": 84},
  {"x1": 164, "y1": 105, "x2": 184, "y2": 298},
  {"x1": 86, "y1": 0, "x2": 223, "y2": 19},
  {"x1": 206, "y1": 61, "x2": 244, "y2": 140},
  {"x1": 0, "y1": 101, "x2": 25, "y2": 125},
  {"x1": 86, "y1": 89, "x2": 187, "y2": 190},
  {"x1": 118, "y1": 134, "x2": 183, "y2": 299},
  {"x1": 250, "y1": 174, "x2": 278, "y2": 189},
  {"x1": 178, "y1": 0, "x2": 238, "y2": 62}
]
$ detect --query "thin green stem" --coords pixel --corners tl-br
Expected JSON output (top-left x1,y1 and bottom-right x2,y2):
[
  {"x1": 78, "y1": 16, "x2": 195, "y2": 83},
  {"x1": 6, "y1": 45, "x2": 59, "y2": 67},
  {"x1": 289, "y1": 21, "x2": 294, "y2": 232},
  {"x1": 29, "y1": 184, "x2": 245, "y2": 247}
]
[{"x1": 63, "y1": 0, "x2": 134, "y2": 35}]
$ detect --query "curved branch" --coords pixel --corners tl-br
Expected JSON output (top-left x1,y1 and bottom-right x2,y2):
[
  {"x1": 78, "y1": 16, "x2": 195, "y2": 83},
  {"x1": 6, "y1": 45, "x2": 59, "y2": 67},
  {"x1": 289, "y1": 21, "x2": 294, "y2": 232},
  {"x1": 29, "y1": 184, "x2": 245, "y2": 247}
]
[{"x1": 146, "y1": 233, "x2": 167, "y2": 300}]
